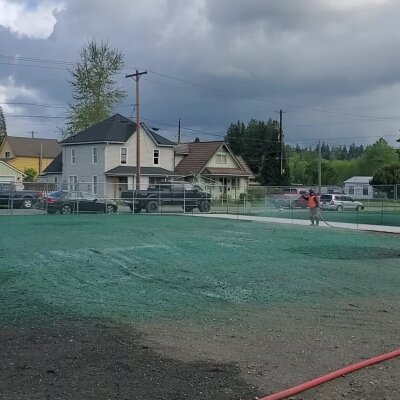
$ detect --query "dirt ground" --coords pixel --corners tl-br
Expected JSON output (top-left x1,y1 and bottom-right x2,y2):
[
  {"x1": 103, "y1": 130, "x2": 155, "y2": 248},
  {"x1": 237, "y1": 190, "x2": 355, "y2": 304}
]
[{"x1": 1, "y1": 298, "x2": 399, "y2": 400}]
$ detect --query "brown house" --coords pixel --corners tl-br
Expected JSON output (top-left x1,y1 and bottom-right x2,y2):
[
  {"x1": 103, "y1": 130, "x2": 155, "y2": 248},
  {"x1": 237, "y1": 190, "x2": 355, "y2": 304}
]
[
  {"x1": 0, "y1": 136, "x2": 61, "y2": 176},
  {"x1": 174, "y1": 140, "x2": 253, "y2": 199}
]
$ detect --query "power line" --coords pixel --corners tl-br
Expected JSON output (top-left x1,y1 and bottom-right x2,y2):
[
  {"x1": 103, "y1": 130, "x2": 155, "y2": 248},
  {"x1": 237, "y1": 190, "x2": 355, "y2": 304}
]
[{"x1": 2, "y1": 52, "x2": 400, "y2": 121}]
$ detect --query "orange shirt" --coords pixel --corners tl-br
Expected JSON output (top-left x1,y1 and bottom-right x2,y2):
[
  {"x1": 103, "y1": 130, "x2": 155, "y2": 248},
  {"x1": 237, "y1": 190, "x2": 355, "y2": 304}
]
[{"x1": 308, "y1": 195, "x2": 318, "y2": 208}]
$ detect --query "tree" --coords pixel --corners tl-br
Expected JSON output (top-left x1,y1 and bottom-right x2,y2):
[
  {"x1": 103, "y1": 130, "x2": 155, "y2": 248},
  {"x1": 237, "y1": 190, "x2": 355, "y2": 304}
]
[
  {"x1": 23, "y1": 168, "x2": 38, "y2": 182},
  {"x1": 225, "y1": 118, "x2": 290, "y2": 185},
  {"x1": 0, "y1": 106, "x2": 7, "y2": 144},
  {"x1": 370, "y1": 162, "x2": 400, "y2": 199},
  {"x1": 64, "y1": 40, "x2": 126, "y2": 136},
  {"x1": 359, "y1": 138, "x2": 398, "y2": 175}
]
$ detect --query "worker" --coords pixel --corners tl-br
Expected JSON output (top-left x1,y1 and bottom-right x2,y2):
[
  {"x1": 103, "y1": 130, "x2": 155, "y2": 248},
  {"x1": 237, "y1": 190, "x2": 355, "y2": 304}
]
[{"x1": 302, "y1": 190, "x2": 320, "y2": 226}]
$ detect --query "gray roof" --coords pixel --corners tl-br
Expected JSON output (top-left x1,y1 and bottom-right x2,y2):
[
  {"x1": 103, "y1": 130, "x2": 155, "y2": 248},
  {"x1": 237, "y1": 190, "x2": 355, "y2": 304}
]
[
  {"x1": 6, "y1": 136, "x2": 61, "y2": 158},
  {"x1": 42, "y1": 152, "x2": 62, "y2": 174},
  {"x1": 106, "y1": 166, "x2": 178, "y2": 176},
  {"x1": 344, "y1": 176, "x2": 373, "y2": 184},
  {"x1": 61, "y1": 114, "x2": 175, "y2": 146}
]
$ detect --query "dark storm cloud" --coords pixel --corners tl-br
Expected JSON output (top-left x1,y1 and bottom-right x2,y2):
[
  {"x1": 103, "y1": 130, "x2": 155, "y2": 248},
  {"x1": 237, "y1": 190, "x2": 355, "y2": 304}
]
[{"x1": 1, "y1": 0, "x2": 400, "y2": 145}]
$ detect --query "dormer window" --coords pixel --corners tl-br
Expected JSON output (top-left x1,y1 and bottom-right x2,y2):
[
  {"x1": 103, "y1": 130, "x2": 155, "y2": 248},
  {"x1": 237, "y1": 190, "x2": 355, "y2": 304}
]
[
  {"x1": 120, "y1": 147, "x2": 127, "y2": 164},
  {"x1": 216, "y1": 154, "x2": 227, "y2": 164}
]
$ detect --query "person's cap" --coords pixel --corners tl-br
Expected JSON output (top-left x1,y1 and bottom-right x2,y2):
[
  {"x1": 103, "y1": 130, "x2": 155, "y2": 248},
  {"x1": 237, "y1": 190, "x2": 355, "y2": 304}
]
[{"x1": 309, "y1": 189, "x2": 315, "y2": 194}]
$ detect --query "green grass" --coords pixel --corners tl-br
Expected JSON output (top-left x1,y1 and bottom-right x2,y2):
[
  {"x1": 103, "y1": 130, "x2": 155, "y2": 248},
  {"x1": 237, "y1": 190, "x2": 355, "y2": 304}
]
[{"x1": 1, "y1": 214, "x2": 399, "y2": 326}]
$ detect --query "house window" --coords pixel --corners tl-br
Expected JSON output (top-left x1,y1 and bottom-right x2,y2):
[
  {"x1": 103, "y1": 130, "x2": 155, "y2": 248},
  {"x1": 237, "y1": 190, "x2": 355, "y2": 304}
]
[
  {"x1": 71, "y1": 148, "x2": 76, "y2": 165},
  {"x1": 231, "y1": 178, "x2": 239, "y2": 189},
  {"x1": 92, "y1": 176, "x2": 98, "y2": 195},
  {"x1": 349, "y1": 186, "x2": 354, "y2": 195},
  {"x1": 153, "y1": 149, "x2": 160, "y2": 165},
  {"x1": 5, "y1": 151, "x2": 10, "y2": 158},
  {"x1": 68, "y1": 175, "x2": 78, "y2": 191},
  {"x1": 54, "y1": 176, "x2": 58, "y2": 184},
  {"x1": 363, "y1": 186, "x2": 369, "y2": 196},
  {"x1": 120, "y1": 147, "x2": 127, "y2": 164},
  {"x1": 216, "y1": 154, "x2": 227, "y2": 164},
  {"x1": 92, "y1": 147, "x2": 98, "y2": 164}
]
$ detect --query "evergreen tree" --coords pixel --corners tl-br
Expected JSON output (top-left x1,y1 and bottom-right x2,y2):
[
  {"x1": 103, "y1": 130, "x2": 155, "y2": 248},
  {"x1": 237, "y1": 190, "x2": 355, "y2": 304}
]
[{"x1": 64, "y1": 40, "x2": 126, "y2": 136}]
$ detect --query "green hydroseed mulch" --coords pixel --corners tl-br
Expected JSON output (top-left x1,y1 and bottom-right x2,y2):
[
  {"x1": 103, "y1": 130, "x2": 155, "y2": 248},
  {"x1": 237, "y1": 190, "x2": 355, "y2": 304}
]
[
  {"x1": 250, "y1": 208, "x2": 400, "y2": 226},
  {"x1": 1, "y1": 214, "x2": 399, "y2": 325}
]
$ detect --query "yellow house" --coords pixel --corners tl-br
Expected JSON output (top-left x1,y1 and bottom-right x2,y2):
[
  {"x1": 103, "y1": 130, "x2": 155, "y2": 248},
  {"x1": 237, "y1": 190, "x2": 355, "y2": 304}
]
[{"x1": 0, "y1": 136, "x2": 61, "y2": 175}]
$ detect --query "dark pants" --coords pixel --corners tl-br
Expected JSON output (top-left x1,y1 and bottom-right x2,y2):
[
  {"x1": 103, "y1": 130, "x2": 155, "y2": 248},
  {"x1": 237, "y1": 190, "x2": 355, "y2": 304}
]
[{"x1": 310, "y1": 207, "x2": 319, "y2": 225}]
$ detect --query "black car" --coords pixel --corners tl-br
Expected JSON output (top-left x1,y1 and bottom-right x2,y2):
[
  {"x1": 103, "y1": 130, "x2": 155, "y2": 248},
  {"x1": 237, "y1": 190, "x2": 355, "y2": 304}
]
[{"x1": 38, "y1": 190, "x2": 118, "y2": 214}]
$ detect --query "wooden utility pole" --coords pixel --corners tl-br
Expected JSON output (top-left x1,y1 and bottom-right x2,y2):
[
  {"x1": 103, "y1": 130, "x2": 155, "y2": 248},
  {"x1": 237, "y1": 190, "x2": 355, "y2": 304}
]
[
  {"x1": 318, "y1": 140, "x2": 322, "y2": 194},
  {"x1": 126, "y1": 70, "x2": 147, "y2": 190},
  {"x1": 275, "y1": 110, "x2": 286, "y2": 178},
  {"x1": 178, "y1": 118, "x2": 181, "y2": 143}
]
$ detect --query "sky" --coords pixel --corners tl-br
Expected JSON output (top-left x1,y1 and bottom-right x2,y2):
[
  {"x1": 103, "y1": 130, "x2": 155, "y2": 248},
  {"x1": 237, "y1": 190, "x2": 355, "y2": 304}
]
[{"x1": 1, "y1": 0, "x2": 400, "y2": 149}]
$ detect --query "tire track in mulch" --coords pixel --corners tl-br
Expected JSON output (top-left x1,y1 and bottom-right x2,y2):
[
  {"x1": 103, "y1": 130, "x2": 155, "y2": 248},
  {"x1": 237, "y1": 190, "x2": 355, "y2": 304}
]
[{"x1": 0, "y1": 319, "x2": 259, "y2": 400}]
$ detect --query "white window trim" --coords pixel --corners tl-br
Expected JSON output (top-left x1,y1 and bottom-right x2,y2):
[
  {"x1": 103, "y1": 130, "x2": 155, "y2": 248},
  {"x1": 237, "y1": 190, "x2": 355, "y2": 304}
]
[
  {"x1": 216, "y1": 153, "x2": 227, "y2": 164},
  {"x1": 153, "y1": 149, "x2": 160, "y2": 165},
  {"x1": 120, "y1": 147, "x2": 128, "y2": 164},
  {"x1": 71, "y1": 148, "x2": 76, "y2": 165},
  {"x1": 68, "y1": 175, "x2": 78, "y2": 191},
  {"x1": 92, "y1": 146, "x2": 98, "y2": 164},
  {"x1": 5, "y1": 151, "x2": 11, "y2": 158},
  {"x1": 92, "y1": 175, "x2": 98, "y2": 195}
]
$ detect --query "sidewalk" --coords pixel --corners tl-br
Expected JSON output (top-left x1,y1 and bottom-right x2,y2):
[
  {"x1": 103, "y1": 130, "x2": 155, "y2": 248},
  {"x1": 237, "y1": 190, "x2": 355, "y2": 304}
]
[{"x1": 187, "y1": 213, "x2": 400, "y2": 234}]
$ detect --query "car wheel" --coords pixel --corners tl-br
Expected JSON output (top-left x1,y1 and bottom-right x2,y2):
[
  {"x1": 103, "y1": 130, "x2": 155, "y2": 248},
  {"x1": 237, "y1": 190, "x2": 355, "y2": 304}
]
[
  {"x1": 356, "y1": 205, "x2": 363, "y2": 211},
  {"x1": 146, "y1": 200, "x2": 159, "y2": 213},
  {"x1": 106, "y1": 205, "x2": 115, "y2": 214},
  {"x1": 60, "y1": 204, "x2": 72, "y2": 215},
  {"x1": 336, "y1": 205, "x2": 343, "y2": 212},
  {"x1": 199, "y1": 201, "x2": 211, "y2": 213},
  {"x1": 22, "y1": 198, "x2": 34, "y2": 209}
]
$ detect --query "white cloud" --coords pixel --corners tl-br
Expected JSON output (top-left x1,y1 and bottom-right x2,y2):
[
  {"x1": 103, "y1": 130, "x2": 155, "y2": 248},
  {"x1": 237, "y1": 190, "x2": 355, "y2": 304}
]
[{"x1": 0, "y1": 0, "x2": 64, "y2": 39}]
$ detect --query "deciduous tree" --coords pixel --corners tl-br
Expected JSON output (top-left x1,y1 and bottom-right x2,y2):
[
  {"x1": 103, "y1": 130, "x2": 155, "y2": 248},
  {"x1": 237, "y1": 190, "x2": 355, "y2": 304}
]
[{"x1": 64, "y1": 40, "x2": 126, "y2": 136}]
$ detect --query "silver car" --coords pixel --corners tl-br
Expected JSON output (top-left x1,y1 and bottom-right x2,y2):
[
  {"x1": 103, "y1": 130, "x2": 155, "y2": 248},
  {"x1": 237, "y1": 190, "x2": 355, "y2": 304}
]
[{"x1": 320, "y1": 194, "x2": 364, "y2": 211}]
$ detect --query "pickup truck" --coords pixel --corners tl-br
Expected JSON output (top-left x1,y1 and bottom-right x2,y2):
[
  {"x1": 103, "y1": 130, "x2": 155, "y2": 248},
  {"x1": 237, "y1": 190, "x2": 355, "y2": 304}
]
[
  {"x1": 0, "y1": 183, "x2": 42, "y2": 209},
  {"x1": 269, "y1": 187, "x2": 311, "y2": 209},
  {"x1": 121, "y1": 182, "x2": 212, "y2": 213}
]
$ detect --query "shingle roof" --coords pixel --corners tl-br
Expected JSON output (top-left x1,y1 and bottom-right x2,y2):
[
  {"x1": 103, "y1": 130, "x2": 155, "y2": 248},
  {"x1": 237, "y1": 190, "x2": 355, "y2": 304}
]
[
  {"x1": 235, "y1": 155, "x2": 254, "y2": 177},
  {"x1": 106, "y1": 166, "x2": 178, "y2": 176},
  {"x1": 61, "y1": 114, "x2": 136, "y2": 144},
  {"x1": 60, "y1": 114, "x2": 175, "y2": 146},
  {"x1": 174, "y1": 141, "x2": 224, "y2": 176},
  {"x1": 204, "y1": 167, "x2": 250, "y2": 176},
  {"x1": 174, "y1": 141, "x2": 253, "y2": 177},
  {"x1": 6, "y1": 136, "x2": 61, "y2": 158},
  {"x1": 42, "y1": 152, "x2": 62, "y2": 174}
]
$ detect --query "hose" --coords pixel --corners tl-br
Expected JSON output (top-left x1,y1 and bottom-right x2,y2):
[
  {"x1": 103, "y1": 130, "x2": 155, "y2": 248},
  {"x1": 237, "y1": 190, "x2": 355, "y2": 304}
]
[
  {"x1": 258, "y1": 348, "x2": 400, "y2": 400},
  {"x1": 316, "y1": 208, "x2": 336, "y2": 228}
]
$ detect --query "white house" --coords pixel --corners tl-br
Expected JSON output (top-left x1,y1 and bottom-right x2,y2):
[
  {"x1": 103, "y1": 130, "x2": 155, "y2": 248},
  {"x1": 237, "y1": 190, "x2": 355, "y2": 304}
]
[
  {"x1": 40, "y1": 114, "x2": 253, "y2": 201},
  {"x1": 343, "y1": 176, "x2": 373, "y2": 199},
  {"x1": 58, "y1": 114, "x2": 177, "y2": 199},
  {"x1": 0, "y1": 160, "x2": 25, "y2": 189}
]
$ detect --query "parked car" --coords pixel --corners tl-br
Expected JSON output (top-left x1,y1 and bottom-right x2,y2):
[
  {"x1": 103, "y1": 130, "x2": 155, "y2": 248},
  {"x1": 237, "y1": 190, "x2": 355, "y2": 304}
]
[
  {"x1": 37, "y1": 190, "x2": 117, "y2": 214},
  {"x1": 270, "y1": 187, "x2": 311, "y2": 208},
  {"x1": 319, "y1": 194, "x2": 364, "y2": 211},
  {"x1": 0, "y1": 183, "x2": 42, "y2": 209}
]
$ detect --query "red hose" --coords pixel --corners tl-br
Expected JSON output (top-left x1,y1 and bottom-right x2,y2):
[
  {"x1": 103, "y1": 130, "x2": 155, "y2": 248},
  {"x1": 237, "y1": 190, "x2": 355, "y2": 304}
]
[{"x1": 259, "y1": 348, "x2": 400, "y2": 400}]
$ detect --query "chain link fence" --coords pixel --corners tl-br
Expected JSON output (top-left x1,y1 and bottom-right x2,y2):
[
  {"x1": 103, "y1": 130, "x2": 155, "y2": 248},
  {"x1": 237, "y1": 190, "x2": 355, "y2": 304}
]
[{"x1": 1, "y1": 181, "x2": 400, "y2": 226}]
